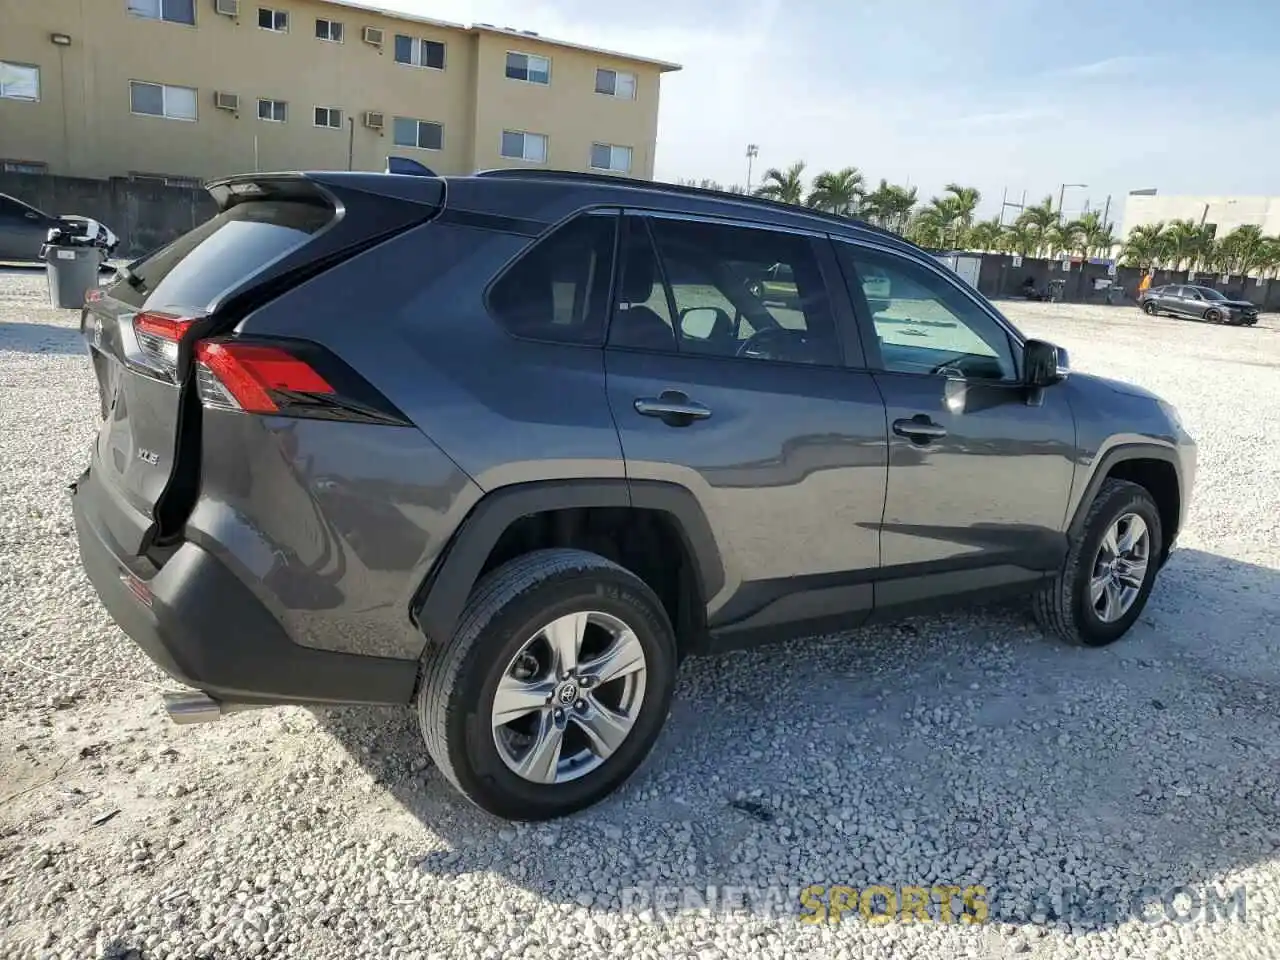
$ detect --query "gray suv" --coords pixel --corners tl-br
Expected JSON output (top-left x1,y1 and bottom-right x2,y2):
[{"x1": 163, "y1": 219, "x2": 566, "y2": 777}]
[{"x1": 72, "y1": 170, "x2": 1197, "y2": 820}]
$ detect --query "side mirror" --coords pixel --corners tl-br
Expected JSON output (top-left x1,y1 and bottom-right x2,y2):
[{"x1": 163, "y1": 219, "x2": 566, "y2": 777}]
[
  {"x1": 678, "y1": 306, "x2": 719, "y2": 340},
  {"x1": 1024, "y1": 339, "x2": 1068, "y2": 387}
]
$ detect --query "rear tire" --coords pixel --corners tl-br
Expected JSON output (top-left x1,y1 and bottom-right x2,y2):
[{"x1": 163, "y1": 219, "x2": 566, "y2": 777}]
[
  {"x1": 1142, "y1": 301, "x2": 1158, "y2": 316},
  {"x1": 417, "y1": 548, "x2": 677, "y2": 820},
  {"x1": 1033, "y1": 479, "x2": 1164, "y2": 647}
]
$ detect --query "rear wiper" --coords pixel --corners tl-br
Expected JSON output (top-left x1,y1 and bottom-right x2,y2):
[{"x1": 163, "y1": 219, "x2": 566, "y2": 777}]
[{"x1": 115, "y1": 264, "x2": 145, "y2": 290}]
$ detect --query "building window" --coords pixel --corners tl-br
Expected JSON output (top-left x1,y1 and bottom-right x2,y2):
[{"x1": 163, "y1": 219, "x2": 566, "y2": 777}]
[
  {"x1": 314, "y1": 106, "x2": 343, "y2": 129},
  {"x1": 590, "y1": 143, "x2": 632, "y2": 174},
  {"x1": 392, "y1": 117, "x2": 443, "y2": 151},
  {"x1": 258, "y1": 7, "x2": 288, "y2": 31},
  {"x1": 258, "y1": 98, "x2": 288, "y2": 122},
  {"x1": 1, "y1": 159, "x2": 48, "y2": 175},
  {"x1": 393, "y1": 35, "x2": 445, "y2": 69},
  {"x1": 505, "y1": 52, "x2": 550, "y2": 84},
  {"x1": 595, "y1": 68, "x2": 636, "y2": 99},
  {"x1": 315, "y1": 18, "x2": 343, "y2": 42},
  {"x1": 0, "y1": 61, "x2": 40, "y2": 101},
  {"x1": 127, "y1": 0, "x2": 195, "y2": 25},
  {"x1": 130, "y1": 80, "x2": 197, "y2": 121},
  {"x1": 500, "y1": 130, "x2": 547, "y2": 163}
]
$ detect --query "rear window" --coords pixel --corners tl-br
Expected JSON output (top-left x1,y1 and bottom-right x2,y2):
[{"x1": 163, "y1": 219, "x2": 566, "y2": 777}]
[{"x1": 111, "y1": 200, "x2": 333, "y2": 311}]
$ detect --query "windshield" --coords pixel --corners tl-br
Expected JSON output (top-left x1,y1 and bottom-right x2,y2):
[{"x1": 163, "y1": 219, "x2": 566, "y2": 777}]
[{"x1": 1198, "y1": 287, "x2": 1226, "y2": 301}]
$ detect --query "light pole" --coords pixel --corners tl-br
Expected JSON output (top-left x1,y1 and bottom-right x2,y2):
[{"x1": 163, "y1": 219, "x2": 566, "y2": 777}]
[
  {"x1": 1057, "y1": 183, "x2": 1087, "y2": 221},
  {"x1": 745, "y1": 144, "x2": 759, "y2": 193}
]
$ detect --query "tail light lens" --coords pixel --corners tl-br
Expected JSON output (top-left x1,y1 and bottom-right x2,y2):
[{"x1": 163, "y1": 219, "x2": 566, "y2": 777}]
[
  {"x1": 195, "y1": 341, "x2": 333, "y2": 413},
  {"x1": 128, "y1": 311, "x2": 198, "y2": 382}
]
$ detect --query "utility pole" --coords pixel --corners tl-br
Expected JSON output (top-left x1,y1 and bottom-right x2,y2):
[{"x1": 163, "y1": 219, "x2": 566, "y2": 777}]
[
  {"x1": 347, "y1": 117, "x2": 355, "y2": 171},
  {"x1": 998, "y1": 187, "x2": 1026, "y2": 226},
  {"x1": 1057, "y1": 183, "x2": 1087, "y2": 222},
  {"x1": 745, "y1": 144, "x2": 759, "y2": 194}
]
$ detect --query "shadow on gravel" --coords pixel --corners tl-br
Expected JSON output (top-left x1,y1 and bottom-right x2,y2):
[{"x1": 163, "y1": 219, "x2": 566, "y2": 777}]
[
  {"x1": 0, "y1": 320, "x2": 84, "y2": 356},
  {"x1": 317, "y1": 547, "x2": 1279, "y2": 933}
]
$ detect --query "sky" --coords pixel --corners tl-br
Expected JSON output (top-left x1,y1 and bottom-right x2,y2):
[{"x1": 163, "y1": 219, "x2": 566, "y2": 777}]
[{"x1": 376, "y1": 0, "x2": 1278, "y2": 220}]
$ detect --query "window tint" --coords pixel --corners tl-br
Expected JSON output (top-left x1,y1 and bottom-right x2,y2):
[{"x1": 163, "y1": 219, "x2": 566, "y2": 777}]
[
  {"x1": 110, "y1": 200, "x2": 333, "y2": 311},
  {"x1": 839, "y1": 245, "x2": 1015, "y2": 380},
  {"x1": 489, "y1": 214, "x2": 616, "y2": 344},
  {"x1": 610, "y1": 216, "x2": 840, "y2": 367}
]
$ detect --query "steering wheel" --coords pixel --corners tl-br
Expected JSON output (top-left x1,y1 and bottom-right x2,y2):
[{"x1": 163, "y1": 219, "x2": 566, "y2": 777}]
[{"x1": 736, "y1": 326, "x2": 804, "y2": 361}]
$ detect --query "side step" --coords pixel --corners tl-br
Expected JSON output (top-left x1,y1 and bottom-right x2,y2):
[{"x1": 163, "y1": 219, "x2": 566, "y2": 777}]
[{"x1": 163, "y1": 691, "x2": 267, "y2": 724}]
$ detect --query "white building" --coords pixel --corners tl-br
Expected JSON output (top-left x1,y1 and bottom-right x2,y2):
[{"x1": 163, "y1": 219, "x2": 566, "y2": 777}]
[{"x1": 1120, "y1": 191, "x2": 1280, "y2": 241}]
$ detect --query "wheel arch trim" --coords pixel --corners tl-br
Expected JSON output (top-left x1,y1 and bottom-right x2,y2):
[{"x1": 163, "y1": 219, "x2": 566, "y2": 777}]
[
  {"x1": 1067, "y1": 442, "x2": 1183, "y2": 542},
  {"x1": 411, "y1": 478, "x2": 724, "y2": 652}
]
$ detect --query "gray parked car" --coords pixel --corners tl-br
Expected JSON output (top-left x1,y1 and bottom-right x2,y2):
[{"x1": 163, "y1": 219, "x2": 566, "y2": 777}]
[
  {"x1": 71, "y1": 169, "x2": 1197, "y2": 820},
  {"x1": 1140, "y1": 283, "x2": 1259, "y2": 325}
]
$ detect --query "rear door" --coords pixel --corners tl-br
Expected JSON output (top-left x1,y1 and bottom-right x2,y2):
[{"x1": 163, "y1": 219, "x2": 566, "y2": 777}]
[
  {"x1": 604, "y1": 212, "x2": 888, "y2": 635},
  {"x1": 0, "y1": 194, "x2": 52, "y2": 262},
  {"x1": 81, "y1": 174, "x2": 442, "y2": 553},
  {"x1": 1162, "y1": 285, "x2": 1190, "y2": 314}
]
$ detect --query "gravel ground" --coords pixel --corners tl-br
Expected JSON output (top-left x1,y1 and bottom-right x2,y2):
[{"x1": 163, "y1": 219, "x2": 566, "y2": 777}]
[{"x1": 1, "y1": 268, "x2": 1278, "y2": 960}]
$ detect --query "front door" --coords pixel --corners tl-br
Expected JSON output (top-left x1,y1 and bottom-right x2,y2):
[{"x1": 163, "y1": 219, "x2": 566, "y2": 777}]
[
  {"x1": 604, "y1": 213, "x2": 888, "y2": 636},
  {"x1": 834, "y1": 240, "x2": 1077, "y2": 610}
]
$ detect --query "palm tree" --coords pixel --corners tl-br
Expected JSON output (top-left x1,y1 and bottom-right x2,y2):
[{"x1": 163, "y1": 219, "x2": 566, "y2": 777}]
[
  {"x1": 805, "y1": 167, "x2": 864, "y2": 217},
  {"x1": 1046, "y1": 220, "x2": 1083, "y2": 259},
  {"x1": 1003, "y1": 221, "x2": 1037, "y2": 257},
  {"x1": 906, "y1": 206, "x2": 949, "y2": 249},
  {"x1": 1121, "y1": 223, "x2": 1168, "y2": 269},
  {"x1": 862, "y1": 180, "x2": 918, "y2": 234},
  {"x1": 1160, "y1": 219, "x2": 1217, "y2": 271},
  {"x1": 943, "y1": 184, "x2": 981, "y2": 246},
  {"x1": 965, "y1": 217, "x2": 1004, "y2": 252},
  {"x1": 753, "y1": 161, "x2": 807, "y2": 205},
  {"x1": 1216, "y1": 224, "x2": 1269, "y2": 277},
  {"x1": 1015, "y1": 196, "x2": 1058, "y2": 257}
]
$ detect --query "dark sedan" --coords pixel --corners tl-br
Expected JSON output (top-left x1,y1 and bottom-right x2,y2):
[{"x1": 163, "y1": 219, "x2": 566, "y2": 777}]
[
  {"x1": 0, "y1": 192, "x2": 118, "y2": 264},
  {"x1": 1139, "y1": 283, "x2": 1259, "y2": 326}
]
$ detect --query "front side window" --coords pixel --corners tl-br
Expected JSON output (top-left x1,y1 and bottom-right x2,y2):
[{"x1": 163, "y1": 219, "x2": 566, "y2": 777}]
[
  {"x1": 488, "y1": 213, "x2": 617, "y2": 344},
  {"x1": 1198, "y1": 286, "x2": 1225, "y2": 301},
  {"x1": 505, "y1": 52, "x2": 550, "y2": 84},
  {"x1": 127, "y1": 0, "x2": 195, "y2": 24},
  {"x1": 314, "y1": 106, "x2": 343, "y2": 129},
  {"x1": 130, "y1": 80, "x2": 197, "y2": 121},
  {"x1": 590, "y1": 143, "x2": 632, "y2": 174},
  {"x1": 315, "y1": 18, "x2": 343, "y2": 42},
  {"x1": 500, "y1": 130, "x2": 547, "y2": 163},
  {"x1": 595, "y1": 68, "x2": 636, "y2": 99},
  {"x1": 838, "y1": 244, "x2": 1016, "y2": 380},
  {"x1": 394, "y1": 36, "x2": 446, "y2": 69},
  {"x1": 392, "y1": 116, "x2": 442, "y2": 150},
  {"x1": 258, "y1": 98, "x2": 287, "y2": 122},
  {"x1": 258, "y1": 7, "x2": 288, "y2": 31},
  {"x1": 0, "y1": 61, "x2": 40, "y2": 101},
  {"x1": 609, "y1": 216, "x2": 841, "y2": 367}
]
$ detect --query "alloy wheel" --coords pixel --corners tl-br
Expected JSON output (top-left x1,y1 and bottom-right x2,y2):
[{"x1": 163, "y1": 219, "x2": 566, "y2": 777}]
[
  {"x1": 1089, "y1": 513, "x2": 1150, "y2": 623},
  {"x1": 491, "y1": 611, "x2": 647, "y2": 784}
]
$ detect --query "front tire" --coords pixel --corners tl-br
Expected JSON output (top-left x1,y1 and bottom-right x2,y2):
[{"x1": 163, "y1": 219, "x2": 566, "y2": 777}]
[
  {"x1": 1033, "y1": 479, "x2": 1164, "y2": 647},
  {"x1": 1204, "y1": 309, "x2": 1222, "y2": 323},
  {"x1": 418, "y1": 548, "x2": 677, "y2": 820}
]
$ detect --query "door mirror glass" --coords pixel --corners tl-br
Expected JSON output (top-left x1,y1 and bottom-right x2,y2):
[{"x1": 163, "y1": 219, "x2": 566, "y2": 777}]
[
  {"x1": 1024, "y1": 339, "x2": 1068, "y2": 386},
  {"x1": 678, "y1": 306, "x2": 719, "y2": 340}
]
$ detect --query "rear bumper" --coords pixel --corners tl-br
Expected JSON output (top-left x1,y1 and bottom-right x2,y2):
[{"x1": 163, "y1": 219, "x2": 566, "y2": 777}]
[{"x1": 71, "y1": 465, "x2": 418, "y2": 706}]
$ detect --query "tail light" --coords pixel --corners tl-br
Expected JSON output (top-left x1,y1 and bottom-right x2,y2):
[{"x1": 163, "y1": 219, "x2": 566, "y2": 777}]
[
  {"x1": 194, "y1": 337, "x2": 409, "y2": 425},
  {"x1": 127, "y1": 311, "x2": 199, "y2": 382},
  {"x1": 195, "y1": 341, "x2": 333, "y2": 413}
]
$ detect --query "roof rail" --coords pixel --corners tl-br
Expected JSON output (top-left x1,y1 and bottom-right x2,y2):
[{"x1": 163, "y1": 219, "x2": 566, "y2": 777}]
[{"x1": 471, "y1": 168, "x2": 907, "y2": 243}]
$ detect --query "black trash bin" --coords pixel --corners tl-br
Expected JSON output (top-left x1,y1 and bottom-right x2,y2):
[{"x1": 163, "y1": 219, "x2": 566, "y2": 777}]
[{"x1": 41, "y1": 227, "x2": 103, "y2": 309}]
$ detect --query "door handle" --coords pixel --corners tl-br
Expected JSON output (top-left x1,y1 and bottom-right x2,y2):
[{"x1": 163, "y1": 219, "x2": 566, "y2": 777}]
[
  {"x1": 892, "y1": 416, "x2": 947, "y2": 442},
  {"x1": 634, "y1": 391, "x2": 711, "y2": 426}
]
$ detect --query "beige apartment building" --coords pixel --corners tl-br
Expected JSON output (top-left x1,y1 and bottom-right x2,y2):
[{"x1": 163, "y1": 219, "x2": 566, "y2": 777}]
[{"x1": 0, "y1": 0, "x2": 679, "y2": 184}]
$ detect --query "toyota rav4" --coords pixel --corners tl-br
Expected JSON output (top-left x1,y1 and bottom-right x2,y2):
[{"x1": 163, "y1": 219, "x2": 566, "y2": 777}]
[{"x1": 72, "y1": 170, "x2": 1196, "y2": 820}]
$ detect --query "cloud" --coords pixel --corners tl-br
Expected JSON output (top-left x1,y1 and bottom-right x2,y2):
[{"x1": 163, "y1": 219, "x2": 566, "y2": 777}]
[
  {"x1": 1051, "y1": 55, "x2": 1159, "y2": 78},
  {"x1": 951, "y1": 107, "x2": 1062, "y2": 127}
]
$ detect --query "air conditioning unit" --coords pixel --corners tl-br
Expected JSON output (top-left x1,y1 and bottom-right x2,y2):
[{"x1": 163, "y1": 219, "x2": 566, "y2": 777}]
[
  {"x1": 213, "y1": 91, "x2": 240, "y2": 112},
  {"x1": 362, "y1": 26, "x2": 384, "y2": 46},
  {"x1": 362, "y1": 110, "x2": 384, "y2": 130},
  {"x1": 214, "y1": 0, "x2": 239, "y2": 17}
]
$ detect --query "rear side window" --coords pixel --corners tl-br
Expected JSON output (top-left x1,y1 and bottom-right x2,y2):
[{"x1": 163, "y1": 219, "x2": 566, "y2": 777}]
[
  {"x1": 111, "y1": 200, "x2": 333, "y2": 311},
  {"x1": 488, "y1": 212, "x2": 617, "y2": 344}
]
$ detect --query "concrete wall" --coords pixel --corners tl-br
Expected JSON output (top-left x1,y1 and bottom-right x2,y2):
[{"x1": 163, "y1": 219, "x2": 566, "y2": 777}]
[
  {"x1": 0, "y1": 0, "x2": 674, "y2": 182},
  {"x1": 1120, "y1": 193, "x2": 1280, "y2": 239},
  {"x1": 0, "y1": 172, "x2": 216, "y2": 258}
]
